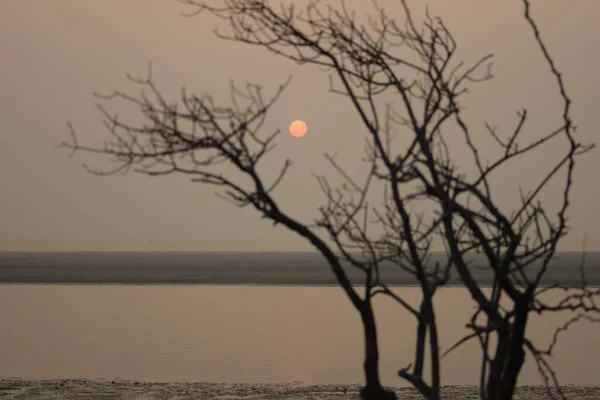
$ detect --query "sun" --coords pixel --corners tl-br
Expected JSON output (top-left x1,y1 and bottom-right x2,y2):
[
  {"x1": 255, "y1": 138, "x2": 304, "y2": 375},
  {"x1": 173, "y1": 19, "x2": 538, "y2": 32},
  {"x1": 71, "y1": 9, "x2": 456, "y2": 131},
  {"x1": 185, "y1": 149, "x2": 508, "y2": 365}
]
[{"x1": 289, "y1": 120, "x2": 308, "y2": 138}]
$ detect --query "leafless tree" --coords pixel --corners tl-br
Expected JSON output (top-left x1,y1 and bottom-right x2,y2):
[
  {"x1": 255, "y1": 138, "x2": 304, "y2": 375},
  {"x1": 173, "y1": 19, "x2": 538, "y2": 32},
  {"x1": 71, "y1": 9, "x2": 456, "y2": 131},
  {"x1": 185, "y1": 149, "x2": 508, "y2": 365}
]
[{"x1": 61, "y1": 1, "x2": 598, "y2": 399}]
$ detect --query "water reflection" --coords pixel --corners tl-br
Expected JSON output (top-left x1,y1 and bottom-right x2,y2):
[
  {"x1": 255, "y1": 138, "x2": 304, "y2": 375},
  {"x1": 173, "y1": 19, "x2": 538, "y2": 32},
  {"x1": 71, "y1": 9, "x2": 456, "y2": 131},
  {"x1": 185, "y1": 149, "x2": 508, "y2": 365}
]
[{"x1": 0, "y1": 285, "x2": 598, "y2": 386}]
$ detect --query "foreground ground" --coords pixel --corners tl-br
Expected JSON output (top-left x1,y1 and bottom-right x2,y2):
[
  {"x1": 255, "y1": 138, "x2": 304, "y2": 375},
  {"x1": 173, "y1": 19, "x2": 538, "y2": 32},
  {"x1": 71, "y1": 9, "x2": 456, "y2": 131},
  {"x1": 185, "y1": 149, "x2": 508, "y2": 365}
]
[{"x1": 1, "y1": 380, "x2": 600, "y2": 400}]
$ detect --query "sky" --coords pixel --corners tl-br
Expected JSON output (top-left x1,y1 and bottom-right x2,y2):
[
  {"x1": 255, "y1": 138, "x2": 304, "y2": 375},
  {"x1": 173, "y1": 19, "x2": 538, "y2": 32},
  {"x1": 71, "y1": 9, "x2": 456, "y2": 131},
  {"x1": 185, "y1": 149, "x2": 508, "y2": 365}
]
[{"x1": 1, "y1": 0, "x2": 599, "y2": 252}]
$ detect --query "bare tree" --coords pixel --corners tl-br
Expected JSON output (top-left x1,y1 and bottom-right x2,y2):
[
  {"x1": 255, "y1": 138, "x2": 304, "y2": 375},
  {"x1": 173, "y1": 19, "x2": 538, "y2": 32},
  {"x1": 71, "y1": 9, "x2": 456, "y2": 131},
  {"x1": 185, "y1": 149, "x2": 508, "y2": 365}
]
[{"x1": 62, "y1": 1, "x2": 598, "y2": 399}]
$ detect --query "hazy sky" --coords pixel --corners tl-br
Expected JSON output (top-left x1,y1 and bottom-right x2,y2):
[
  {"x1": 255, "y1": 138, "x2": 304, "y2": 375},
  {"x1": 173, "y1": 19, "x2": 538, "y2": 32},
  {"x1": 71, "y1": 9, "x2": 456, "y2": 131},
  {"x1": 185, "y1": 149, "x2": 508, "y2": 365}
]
[{"x1": 1, "y1": 1, "x2": 599, "y2": 251}]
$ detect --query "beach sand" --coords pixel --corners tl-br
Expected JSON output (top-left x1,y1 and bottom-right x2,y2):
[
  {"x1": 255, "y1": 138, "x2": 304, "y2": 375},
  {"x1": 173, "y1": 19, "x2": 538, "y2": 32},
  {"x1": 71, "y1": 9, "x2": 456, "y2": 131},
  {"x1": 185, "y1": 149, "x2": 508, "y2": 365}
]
[{"x1": 1, "y1": 379, "x2": 599, "y2": 399}]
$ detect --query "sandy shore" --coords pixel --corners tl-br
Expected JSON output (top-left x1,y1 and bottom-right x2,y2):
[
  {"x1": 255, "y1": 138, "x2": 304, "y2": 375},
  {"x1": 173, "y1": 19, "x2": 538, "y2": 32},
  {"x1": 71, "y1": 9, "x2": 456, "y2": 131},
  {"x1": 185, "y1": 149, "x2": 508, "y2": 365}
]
[{"x1": 1, "y1": 379, "x2": 599, "y2": 399}]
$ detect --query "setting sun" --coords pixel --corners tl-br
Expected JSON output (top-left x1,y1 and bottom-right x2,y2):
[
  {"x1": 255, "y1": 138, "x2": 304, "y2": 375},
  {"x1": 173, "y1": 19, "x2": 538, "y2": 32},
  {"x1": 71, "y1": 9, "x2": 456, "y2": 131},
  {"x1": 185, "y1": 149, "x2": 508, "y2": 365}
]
[{"x1": 289, "y1": 120, "x2": 308, "y2": 138}]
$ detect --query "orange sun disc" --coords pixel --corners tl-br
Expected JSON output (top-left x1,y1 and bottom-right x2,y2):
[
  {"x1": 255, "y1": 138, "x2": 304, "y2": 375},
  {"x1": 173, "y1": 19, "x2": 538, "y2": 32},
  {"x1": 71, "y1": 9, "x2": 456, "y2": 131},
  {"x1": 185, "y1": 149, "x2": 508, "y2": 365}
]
[{"x1": 289, "y1": 120, "x2": 308, "y2": 137}]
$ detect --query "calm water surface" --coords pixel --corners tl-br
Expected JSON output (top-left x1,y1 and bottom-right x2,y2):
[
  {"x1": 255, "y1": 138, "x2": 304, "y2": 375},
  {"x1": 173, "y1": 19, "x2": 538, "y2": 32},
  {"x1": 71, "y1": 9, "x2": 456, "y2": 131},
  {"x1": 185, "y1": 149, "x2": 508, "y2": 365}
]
[{"x1": 1, "y1": 285, "x2": 599, "y2": 386}]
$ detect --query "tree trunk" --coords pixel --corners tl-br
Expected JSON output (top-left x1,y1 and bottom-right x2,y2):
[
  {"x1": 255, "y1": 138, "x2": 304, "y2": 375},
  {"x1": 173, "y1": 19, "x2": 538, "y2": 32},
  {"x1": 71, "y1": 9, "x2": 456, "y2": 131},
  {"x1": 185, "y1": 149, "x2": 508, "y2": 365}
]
[
  {"x1": 497, "y1": 300, "x2": 528, "y2": 399},
  {"x1": 486, "y1": 328, "x2": 509, "y2": 399},
  {"x1": 487, "y1": 298, "x2": 529, "y2": 400},
  {"x1": 359, "y1": 304, "x2": 396, "y2": 400},
  {"x1": 426, "y1": 299, "x2": 441, "y2": 400}
]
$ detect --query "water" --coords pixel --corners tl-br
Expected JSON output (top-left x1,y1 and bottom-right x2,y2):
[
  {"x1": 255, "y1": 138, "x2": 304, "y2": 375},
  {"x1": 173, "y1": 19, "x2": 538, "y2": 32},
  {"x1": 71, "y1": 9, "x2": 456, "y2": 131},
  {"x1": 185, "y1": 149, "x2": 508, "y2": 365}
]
[{"x1": 1, "y1": 284, "x2": 599, "y2": 386}]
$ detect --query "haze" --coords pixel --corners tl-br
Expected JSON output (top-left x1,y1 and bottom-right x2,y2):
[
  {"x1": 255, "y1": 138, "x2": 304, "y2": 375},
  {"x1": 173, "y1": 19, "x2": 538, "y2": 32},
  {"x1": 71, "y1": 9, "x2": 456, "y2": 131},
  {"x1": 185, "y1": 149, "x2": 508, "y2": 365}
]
[{"x1": 1, "y1": 0, "x2": 598, "y2": 251}]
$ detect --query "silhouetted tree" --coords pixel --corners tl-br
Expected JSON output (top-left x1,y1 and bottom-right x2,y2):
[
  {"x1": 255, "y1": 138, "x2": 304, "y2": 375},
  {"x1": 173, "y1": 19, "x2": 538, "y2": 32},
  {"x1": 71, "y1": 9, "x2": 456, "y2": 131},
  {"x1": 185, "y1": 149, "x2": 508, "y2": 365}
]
[{"x1": 62, "y1": 1, "x2": 598, "y2": 399}]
